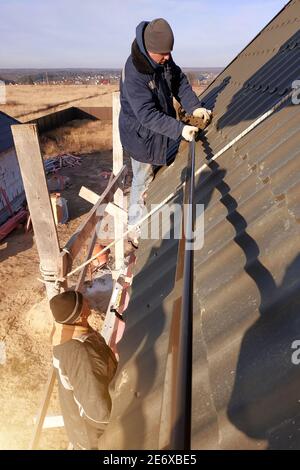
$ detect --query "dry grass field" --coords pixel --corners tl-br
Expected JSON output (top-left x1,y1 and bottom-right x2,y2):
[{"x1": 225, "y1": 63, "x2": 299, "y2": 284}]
[
  {"x1": 40, "y1": 119, "x2": 112, "y2": 157},
  {"x1": 1, "y1": 84, "x2": 119, "y2": 156},
  {"x1": 1, "y1": 84, "x2": 118, "y2": 122}
]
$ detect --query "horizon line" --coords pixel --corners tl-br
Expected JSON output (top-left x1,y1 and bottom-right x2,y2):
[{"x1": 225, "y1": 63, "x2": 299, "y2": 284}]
[{"x1": 0, "y1": 66, "x2": 224, "y2": 70}]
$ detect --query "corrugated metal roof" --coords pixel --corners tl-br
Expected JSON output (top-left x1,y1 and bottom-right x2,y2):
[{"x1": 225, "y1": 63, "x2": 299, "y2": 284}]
[
  {"x1": 100, "y1": 0, "x2": 300, "y2": 450},
  {"x1": 0, "y1": 111, "x2": 19, "y2": 154}
]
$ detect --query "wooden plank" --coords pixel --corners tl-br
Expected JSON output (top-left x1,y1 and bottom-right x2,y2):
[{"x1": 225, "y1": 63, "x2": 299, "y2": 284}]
[
  {"x1": 12, "y1": 124, "x2": 68, "y2": 450},
  {"x1": 79, "y1": 186, "x2": 127, "y2": 221},
  {"x1": 11, "y1": 124, "x2": 61, "y2": 299},
  {"x1": 106, "y1": 202, "x2": 127, "y2": 220},
  {"x1": 37, "y1": 415, "x2": 64, "y2": 429},
  {"x1": 79, "y1": 186, "x2": 99, "y2": 205},
  {"x1": 78, "y1": 170, "x2": 114, "y2": 206},
  {"x1": 75, "y1": 228, "x2": 98, "y2": 292},
  {"x1": 61, "y1": 164, "x2": 126, "y2": 268},
  {"x1": 113, "y1": 92, "x2": 124, "y2": 270}
]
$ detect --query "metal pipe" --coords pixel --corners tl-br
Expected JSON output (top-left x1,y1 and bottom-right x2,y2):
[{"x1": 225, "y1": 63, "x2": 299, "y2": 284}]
[{"x1": 169, "y1": 139, "x2": 195, "y2": 450}]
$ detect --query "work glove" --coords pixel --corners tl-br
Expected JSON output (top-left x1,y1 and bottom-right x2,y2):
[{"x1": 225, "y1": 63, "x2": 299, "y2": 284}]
[
  {"x1": 193, "y1": 107, "x2": 212, "y2": 125},
  {"x1": 181, "y1": 125, "x2": 199, "y2": 142}
]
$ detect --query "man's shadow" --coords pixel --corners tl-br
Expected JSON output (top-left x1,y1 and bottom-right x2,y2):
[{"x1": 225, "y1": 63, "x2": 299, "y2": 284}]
[
  {"x1": 200, "y1": 126, "x2": 300, "y2": 449},
  {"x1": 227, "y1": 252, "x2": 300, "y2": 449}
]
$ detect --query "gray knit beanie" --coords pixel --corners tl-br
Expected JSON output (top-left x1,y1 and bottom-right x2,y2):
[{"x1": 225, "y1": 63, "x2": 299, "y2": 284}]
[{"x1": 144, "y1": 18, "x2": 174, "y2": 54}]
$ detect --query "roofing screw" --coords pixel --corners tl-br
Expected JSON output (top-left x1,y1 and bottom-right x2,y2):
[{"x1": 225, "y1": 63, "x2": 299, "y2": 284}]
[
  {"x1": 278, "y1": 87, "x2": 287, "y2": 96},
  {"x1": 269, "y1": 86, "x2": 278, "y2": 94}
]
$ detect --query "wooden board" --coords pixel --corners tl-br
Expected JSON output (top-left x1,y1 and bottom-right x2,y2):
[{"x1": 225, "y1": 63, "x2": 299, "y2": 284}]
[
  {"x1": 113, "y1": 92, "x2": 125, "y2": 270},
  {"x1": 11, "y1": 124, "x2": 62, "y2": 298}
]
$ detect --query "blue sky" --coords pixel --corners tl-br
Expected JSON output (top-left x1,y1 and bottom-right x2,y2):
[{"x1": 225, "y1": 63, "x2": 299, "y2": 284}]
[{"x1": 0, "y1": 0, "x2": 288, "y2": 68}]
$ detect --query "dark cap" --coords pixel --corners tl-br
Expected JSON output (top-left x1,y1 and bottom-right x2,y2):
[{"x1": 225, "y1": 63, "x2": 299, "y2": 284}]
[
  {"x1": 144, "y1": 18, "x2": 174, "y2": 54},
  {"x1": 49, "y1": 291, "x2": 83, "y2": 324}
]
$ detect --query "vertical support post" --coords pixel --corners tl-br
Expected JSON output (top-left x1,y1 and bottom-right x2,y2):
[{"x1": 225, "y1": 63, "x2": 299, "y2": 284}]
[
  {"x1": 112, "y1": 92, "x2": 124, "y2": 271},
  {"x1": 12, "y1": 124, "x2": 67, "y2": 449},
  {"x1": 11, "y1": 124, "x2": 62, "y2": 300}
]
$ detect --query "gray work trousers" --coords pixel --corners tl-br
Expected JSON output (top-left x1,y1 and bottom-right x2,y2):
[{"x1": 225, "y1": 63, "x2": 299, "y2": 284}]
[{"x1": 128, "y1": 158, "x2": 154, "y2": 230}]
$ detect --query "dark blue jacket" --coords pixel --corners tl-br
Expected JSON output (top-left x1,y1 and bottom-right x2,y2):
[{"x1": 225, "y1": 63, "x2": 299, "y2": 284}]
[{"x1": 119, "y1": 21, "x2": 202, "y2": 166}]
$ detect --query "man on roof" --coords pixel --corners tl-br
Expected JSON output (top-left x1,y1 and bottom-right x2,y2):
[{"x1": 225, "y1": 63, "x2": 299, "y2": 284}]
[{"x1": 119, "y1": 18, "x2": 212, "y2": 247}]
